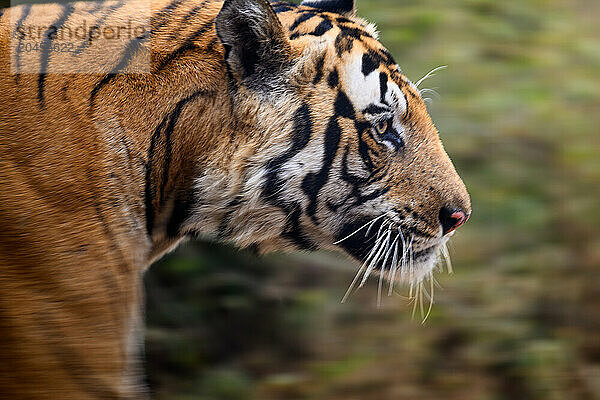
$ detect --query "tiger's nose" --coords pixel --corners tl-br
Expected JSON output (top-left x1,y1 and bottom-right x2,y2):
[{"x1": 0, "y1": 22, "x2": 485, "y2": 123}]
[{"x1": 439, "y1": 207, "x2": 469, "y2": 236}]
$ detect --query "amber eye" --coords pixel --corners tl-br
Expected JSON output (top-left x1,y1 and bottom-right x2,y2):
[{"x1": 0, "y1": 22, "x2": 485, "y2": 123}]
[{"x1": 375, "y1": 120, "x2": 388, "y2": 134}]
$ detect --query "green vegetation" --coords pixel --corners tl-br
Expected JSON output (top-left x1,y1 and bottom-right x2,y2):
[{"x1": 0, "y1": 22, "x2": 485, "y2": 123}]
[{"x1": 147, "y1": 1, "x2": 600, "y2": 398}]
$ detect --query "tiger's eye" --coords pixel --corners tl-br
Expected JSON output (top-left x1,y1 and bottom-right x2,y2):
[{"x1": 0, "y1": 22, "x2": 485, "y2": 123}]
[{"x1": 375, "y1": 121, "x2": 388, "y2": 134}]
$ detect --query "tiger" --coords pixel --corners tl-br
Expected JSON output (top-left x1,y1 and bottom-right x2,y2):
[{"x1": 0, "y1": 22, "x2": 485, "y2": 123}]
[{"x1": 0, "y1": 0, "x2": 471, "y2": 398}]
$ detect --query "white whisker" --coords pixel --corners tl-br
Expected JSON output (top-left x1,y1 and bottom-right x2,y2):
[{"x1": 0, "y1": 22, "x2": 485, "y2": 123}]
[
  {"x1": 360, "y1": 228, "x2": 390, "y2": 287},
  {"x1": 341, "y1": 223, "x2": 388, "y2": 303},
  {"x1": 423, "y1": 272, "x2": 435, "y2": 323},
  {"x1": 441, "y1": 242, "x2": 453, "y2": 274},
  {"x1": 333, "y1": 213, "x2": 387, "y2": 245},
  {"x1": 419, "y1": 88, "x2": 440, "y2": 98},
  {"x1": 341, "y1": 264, "x2": 365, "y2": 304},
  {"x1": 378, "y1": 230, "x2": 398, "y2": 307},
  {"x1": 419, "y1": 280, "x2": 425, "y2": 319},
  {"x1": 387, "y1": 233, "x2": 401, "y2": 296},
  {"x1": 415, "y1": 65, "x2": 447, "y2": 88},
  {"x1": 403, "y1": 235, "x2": 414, "y2": 282},
  {"x1": 411, "y1": 281, "x2": 418, "y2": 320}
]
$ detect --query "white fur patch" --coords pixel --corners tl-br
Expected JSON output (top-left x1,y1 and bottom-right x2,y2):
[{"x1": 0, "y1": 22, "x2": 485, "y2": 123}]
[{"x1": 340, "y1": 53, "x2": 408, "y2": 123}]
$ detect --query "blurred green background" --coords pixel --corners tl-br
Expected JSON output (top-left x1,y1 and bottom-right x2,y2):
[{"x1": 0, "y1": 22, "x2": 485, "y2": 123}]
[{"x1": 144, "y1": 0, "x2": 600, "y2": 399}]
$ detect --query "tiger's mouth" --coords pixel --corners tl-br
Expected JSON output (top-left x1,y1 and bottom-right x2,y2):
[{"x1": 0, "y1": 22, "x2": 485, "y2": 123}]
[
  {"x1": 335, "y1": 214, "x2": 450, "y2": 294},
  {"x1": 335, "y1": 215, "x2": 438, "y2": 265}
]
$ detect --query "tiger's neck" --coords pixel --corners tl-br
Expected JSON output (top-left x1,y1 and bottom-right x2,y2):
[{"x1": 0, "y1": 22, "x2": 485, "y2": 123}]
[{"x1": 94, "y1": 0, "x2": 296, "y2": 263}]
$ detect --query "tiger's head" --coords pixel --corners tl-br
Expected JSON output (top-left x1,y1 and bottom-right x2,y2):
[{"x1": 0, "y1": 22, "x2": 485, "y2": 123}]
[{"x1": 193, "y1": 0, "x2": 470, "y2": 286}]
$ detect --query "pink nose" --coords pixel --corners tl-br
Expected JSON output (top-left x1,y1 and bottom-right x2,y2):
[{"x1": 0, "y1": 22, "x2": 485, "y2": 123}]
[{"x1": 439, "y1": 208, "x2": 469, "y2": 235}]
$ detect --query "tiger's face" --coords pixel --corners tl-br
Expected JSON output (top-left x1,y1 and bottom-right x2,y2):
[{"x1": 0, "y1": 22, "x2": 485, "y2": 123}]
[{"x1": 211, "y1": 0, "x2": 470, "y2": 285}]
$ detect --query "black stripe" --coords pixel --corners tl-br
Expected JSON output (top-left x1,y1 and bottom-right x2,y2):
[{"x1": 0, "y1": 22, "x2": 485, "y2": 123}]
[
  {"x1": 272, "y1": 2, "x2": 295, "y2": 13},
  {"x1": 262, "y1": 103, "x2": 315, "y2": 249},
  {"x1": 290, "y1": 12, "x2": 315, "y2": 31},
  {"x1": 166, "y1": 188, "x2": 196, "y2": 238},
  {"x1": 90, "y1": 0, "x2": 190, "y2": 108},
  {"x1": 312, "y1": 53, "x2": 326, "y2": 85},
  {"x1": 334, "y1": 33, "x2": 353, "y2": 56},
  {"x1": 302, "y1": 92, "x2": 354, "y2": 223},
  {"x1": 355, "y1": 120, "x2": 376, "y2": 171},
  {"x1": 263, "y1": 103, "x2": 313, "y2": 201},
  {"x1": 38, "y1": 4, "x2": 75, "y2": 108},
  {"x1": 336, "y1": 16, "x2": 353, "y2": 24},
  {"x1": 312, "y1": 18, "x2": 333, "y2": 36},
  {"x1": 74, "y1": 1, "x2": 125, "y2": 55},
  {"x1": 341, "y1": 144, "x2": 369, "y2": 186},
  {"x1": 361, "y1": 52, "x2": 378, "y2": 76},
  {"x1": 379, "y1": 72, "x2": 388, "y2": 102},
  {"x1": 334, "y1": 88, "x2": 355, "y2": 119},
  {"x1": 327, "y1": 68, "x2": 339, "y2": 88},
  {"x1": 302, "y1": 0, "x2": 354, "y2": 15},
  {"x1": 13, "y1": 4, "x2": 31, "y2": 80},
  {"x1": 354, "y1": 186, "x2": 390, "y2": 207},
  {"x1": 144, "y1": 117, "x2": 168, "y2": 235},
  {"x1": 158, "y1": 92, "x2": 202, "y2": 208},
  {"x1": 180, "y1": 5, "x2": 202, "y2": 24},
  {"x1": 327, "y1": 146, "x2": 365, "y2": 213},
  {"x1": 89, "y1": 30, "x2": 149, "y2": 107},
  {"x1": 375, "y1": 47, "x2": 395, "y2": 67},
  {"x1": 167, "y1": 0, "x2": 211, "y2": 40},
  {"x1": 282, "y1": 204, "x2": 317, "y2": 250},
  {"x1": 206, "y1": 37, "x2": 218, "y2": 53},
  {"x1": 363, "y1": 103, "x2": 390, "y2": 115},
  {"x1": 155, "y1": 20, "x2": 214, "y2": 72},
  {"x1": 144, "y1": 90, "x2": 206, "y2": 235},
  {"x1": 338, "y1": 25, "x2": 371, "y2": 40},
  {"x1": 151, "y1": 0, "x2": 188, "y2": 31},
  {"x1": 338, "y1": 140, "x2": 389, "y2": 213}
]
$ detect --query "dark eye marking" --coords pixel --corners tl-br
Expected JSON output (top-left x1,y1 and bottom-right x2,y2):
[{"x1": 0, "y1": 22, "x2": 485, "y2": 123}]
[
  {"x1": 362, "y1": 103, "x2": 405, "y2": 151},
  {"x1": 377, "y1": 124, "x2": 405, "y2": 151}
]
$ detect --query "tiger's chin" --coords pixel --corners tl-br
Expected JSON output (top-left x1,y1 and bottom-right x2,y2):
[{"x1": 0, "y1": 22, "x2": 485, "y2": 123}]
[{"x1": 396, "y1": 244, "x2": 442, "y2": 284}]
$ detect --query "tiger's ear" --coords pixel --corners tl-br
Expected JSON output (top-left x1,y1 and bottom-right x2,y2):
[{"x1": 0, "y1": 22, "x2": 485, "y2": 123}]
[
  {"x1": 216, "y1": 0, "x2": 293, "y2": 92},
  {"x1": 301, "y1": 0, "x2": 356, "y2": 16}
]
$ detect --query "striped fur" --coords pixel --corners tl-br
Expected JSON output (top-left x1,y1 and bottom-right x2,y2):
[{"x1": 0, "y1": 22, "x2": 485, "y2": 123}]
[{"x1": 0, "y1": 0, "x2": 470, "y2": 398}]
